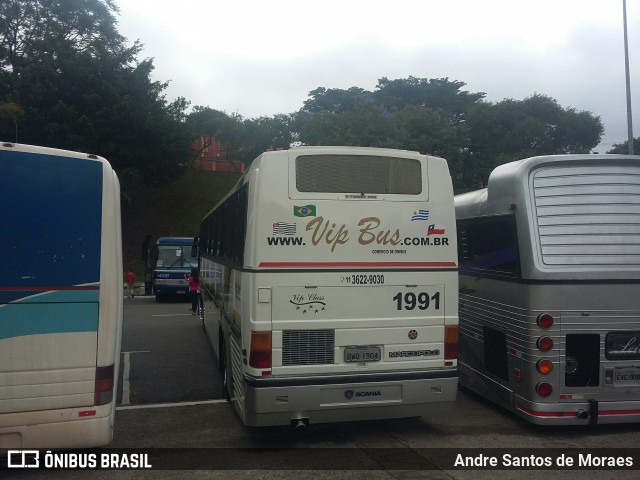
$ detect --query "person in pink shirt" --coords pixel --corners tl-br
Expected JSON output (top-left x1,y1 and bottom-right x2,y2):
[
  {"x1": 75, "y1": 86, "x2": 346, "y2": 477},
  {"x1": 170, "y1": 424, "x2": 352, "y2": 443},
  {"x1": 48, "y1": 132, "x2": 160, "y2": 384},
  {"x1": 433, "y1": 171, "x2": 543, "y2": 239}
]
[{"x1": 186, "y1": 268, "x2": 203, "y2": 315}]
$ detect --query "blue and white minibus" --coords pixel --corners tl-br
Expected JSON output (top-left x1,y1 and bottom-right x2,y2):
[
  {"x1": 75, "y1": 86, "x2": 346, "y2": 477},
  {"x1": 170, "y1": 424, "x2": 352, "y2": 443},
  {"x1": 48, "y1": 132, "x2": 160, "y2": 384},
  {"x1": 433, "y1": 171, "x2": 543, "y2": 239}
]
[
  {"x1": 0, "y1": 142, "x2": 123, "y2": 448},
  {"x1": 149, "y1": 236, "x2": 198, "y2": 301}
]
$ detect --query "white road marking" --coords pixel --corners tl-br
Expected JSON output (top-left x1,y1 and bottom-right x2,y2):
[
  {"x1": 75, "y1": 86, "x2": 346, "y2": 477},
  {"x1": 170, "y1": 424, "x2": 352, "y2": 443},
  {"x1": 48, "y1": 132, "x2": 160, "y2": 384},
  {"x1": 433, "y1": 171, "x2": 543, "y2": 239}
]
[{"x1": 120, "y1": 350, "x2": 151, "y2": 405}]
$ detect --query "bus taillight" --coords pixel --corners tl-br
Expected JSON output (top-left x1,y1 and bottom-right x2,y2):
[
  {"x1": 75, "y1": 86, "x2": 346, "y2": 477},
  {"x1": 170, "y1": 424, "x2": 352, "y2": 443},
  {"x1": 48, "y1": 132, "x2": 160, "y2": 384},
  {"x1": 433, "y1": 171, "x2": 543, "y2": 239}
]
[
  {"x1": 249, "y1": 331, "x2": 272, "y2": 369},
  {"x1": 536, "y1": 382, "x2": 553, "y2": 397},
  {"x1": 537, "y1": 359, "x2": 554, "y2": 375},
  {"x1": 444, "y1": 325, "x2": 458, "y2": 360},
  {"x1": 94, "y1": 364, "x2": 115, "y2": 405},
  {"x1": 537, "y1": 336, "x2": 553, "y2": 352},
  {"x1": 536, "y1": 313, "x2": 554, "y2": 329}
]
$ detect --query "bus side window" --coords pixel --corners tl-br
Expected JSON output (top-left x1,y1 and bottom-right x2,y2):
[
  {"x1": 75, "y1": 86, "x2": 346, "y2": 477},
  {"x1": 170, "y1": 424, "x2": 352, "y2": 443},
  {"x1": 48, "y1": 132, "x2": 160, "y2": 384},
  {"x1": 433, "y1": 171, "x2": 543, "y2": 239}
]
[{"x1": 459, "y1": 216, "x2": 520, "y2": 278}]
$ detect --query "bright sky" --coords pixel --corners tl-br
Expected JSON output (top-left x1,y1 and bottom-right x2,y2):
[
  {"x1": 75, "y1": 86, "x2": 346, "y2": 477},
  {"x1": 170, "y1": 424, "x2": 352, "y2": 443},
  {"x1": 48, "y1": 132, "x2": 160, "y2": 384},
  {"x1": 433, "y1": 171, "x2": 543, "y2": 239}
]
[{"x1": 115, "y1": 0, "x2": 640, "y2": 152}]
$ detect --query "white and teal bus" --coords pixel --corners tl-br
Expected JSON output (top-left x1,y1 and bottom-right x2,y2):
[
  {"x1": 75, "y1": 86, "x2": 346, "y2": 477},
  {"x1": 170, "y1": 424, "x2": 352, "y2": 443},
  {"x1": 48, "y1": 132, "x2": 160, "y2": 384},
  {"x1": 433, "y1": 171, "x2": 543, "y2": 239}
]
[
  {"x1": 0, "y1": 142, "x2": 123, "y2": 448},
  {"x1": 197, "y1": 146, "x2": 459, "y2": 427}
]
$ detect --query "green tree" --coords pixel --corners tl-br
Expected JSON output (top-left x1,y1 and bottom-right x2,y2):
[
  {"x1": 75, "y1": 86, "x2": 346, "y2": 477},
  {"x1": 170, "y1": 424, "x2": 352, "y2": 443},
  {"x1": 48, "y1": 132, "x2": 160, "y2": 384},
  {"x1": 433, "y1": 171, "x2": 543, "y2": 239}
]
[
  {"x1": 294, "y1": 77, "x2": 485, "y2": 182},
  {"x1": 241, "y1": 114, "x2": 296, "y2": 162},
  {"x1": 465, "y1": 94, "x2": 603, "y2": 186},
  {"x1": 607, "y1": 137, "x2": 640, "y2": 154},
  {"x1": 186, "y1": 107, "x2": 245, "y2": 165},
  {"x1": 0, "y1": 101, "x2": 24, "y2": 141},
  {"x1": 0, "y1": 0, "x2": 193, "y2": 185}
]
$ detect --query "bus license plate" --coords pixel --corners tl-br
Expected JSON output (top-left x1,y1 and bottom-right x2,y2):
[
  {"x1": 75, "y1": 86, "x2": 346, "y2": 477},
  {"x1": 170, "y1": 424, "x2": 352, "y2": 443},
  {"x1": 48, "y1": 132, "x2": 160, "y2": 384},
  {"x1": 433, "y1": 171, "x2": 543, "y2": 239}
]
[
  {"x1": 613, "y1": 367, "x2": 640, "y2": 386},
  {"x1": 344, "y1": 347, "x2": 381, "y2": 363}
]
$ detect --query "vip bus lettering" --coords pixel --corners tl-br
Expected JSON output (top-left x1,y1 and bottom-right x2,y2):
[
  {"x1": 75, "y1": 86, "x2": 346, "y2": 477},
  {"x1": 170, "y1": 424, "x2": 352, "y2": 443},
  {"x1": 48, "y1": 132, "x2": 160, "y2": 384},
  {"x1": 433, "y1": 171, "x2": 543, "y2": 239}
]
[
  {"x1": 306, "y1": 216, "x2": 402, "y2": 251},
  {"x1": 358, "y1": 217, "x2": 401, "y2": 246},
  {"x1": 306, "y1": 216, "x2": 349, "y2": 252}
]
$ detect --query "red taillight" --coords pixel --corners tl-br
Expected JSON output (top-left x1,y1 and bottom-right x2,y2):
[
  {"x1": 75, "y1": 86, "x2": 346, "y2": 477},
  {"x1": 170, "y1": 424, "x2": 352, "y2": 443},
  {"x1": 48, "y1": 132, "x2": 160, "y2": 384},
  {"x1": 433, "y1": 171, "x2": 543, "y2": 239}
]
[
  {"x1": 537, "y1": 336, "x2": 553, "y2": 352},
  {"x1": 249, "y1": 331, "x2": 272, "y2": 368},
  {"x1": 95, "y1": 364, "x2": 115, "y2": 405},
  {"x1": 537, "y1": 359, "x2": 554, "y2": 375},
  {"x1": 444, "y1": 325, "x2": 458, "y2": 360},
  {"x1": 536, "y1": 382, "x2": 553, "y2": 397},
  {"x1": 536, "y1": 313, "x2": 554, "y2": 329}
]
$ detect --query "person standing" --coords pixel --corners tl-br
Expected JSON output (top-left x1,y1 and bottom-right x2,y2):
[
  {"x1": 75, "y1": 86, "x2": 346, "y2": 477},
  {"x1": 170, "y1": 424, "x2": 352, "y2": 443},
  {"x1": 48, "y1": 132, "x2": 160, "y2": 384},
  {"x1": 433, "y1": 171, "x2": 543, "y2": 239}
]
[
  {"x1": 126, "y1": 270, "x2": 136, "y2": 298},
  {"x1": 187, "y1": 268, "x2": 203, "y2": 315}
]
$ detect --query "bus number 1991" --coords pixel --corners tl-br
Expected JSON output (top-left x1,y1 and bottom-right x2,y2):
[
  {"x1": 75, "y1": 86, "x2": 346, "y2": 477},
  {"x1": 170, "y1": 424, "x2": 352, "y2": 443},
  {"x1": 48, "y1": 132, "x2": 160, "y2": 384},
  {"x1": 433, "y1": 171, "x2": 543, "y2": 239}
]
[{"x1": 393, "y1": 292, "x2": 440, "y2": 310}]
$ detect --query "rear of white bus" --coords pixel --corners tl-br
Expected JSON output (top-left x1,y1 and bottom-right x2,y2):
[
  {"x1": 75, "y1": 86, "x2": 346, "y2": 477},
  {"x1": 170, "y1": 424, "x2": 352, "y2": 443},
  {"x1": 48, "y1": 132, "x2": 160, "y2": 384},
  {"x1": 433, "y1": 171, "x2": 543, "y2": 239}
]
[
  {"x1": 238, "y1": 147, "x2": 458, "y2": 426},
  {"x1": 0, "y1": 143, "x2": 122, "y2": 448}
]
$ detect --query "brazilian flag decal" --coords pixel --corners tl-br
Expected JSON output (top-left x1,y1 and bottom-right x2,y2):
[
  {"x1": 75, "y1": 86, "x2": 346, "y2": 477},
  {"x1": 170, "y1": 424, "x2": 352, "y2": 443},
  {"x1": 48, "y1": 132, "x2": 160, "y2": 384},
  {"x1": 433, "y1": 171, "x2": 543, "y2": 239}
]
[{"x1": 294, "y1": 205, "x2": 317, "y2": 217}]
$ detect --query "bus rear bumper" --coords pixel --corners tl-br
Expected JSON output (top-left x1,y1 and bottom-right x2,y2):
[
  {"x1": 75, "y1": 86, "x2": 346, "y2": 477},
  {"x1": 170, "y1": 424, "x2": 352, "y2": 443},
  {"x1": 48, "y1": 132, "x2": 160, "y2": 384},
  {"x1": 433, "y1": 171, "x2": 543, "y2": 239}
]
[
  {"x1": 242, "y1": 370, "x2": 458, "y2": 427},
  {"x1": 515, "y1": 397, "x2": 640, "y2": 425},
  {"x1": 0, "y1": 403, "x2": 115, "y2": 449}
]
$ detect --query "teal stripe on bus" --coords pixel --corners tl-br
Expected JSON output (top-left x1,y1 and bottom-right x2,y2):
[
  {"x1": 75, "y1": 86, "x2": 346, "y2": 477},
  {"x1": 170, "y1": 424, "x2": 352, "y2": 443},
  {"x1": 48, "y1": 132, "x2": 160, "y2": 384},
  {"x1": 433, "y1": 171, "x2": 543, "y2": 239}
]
[{"x1": 0, "y1": 292, "x2": 100, "y2": 340}]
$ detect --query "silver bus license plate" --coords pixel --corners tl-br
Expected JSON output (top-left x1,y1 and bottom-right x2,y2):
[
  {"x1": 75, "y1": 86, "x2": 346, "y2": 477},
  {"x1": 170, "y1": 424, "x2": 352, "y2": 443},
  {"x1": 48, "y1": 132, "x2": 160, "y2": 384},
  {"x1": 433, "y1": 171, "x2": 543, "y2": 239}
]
[
  {"x1": 614, "y1": 367, "x2": 640, "y2": 386},
  {"x1": 344, "y1": 347, "x2": 381, "y2": 363}
]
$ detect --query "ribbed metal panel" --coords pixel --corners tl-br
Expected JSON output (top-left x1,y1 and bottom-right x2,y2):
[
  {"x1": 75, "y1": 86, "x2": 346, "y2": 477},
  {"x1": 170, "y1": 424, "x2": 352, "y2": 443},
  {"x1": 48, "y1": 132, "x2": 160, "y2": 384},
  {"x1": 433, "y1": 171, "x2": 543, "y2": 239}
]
[
  {"x1": 533, "y1": 164, "x2": 640, "y2": 266},
  {"x1": 282, "y1": 330, "x2": 335, "y2": 366},
  {"x1": 295, "y1": 155, "x2": 422, "y2": 194},
  {"x1": 230, "y1": 335, "x2": 244, "y2": 409}
]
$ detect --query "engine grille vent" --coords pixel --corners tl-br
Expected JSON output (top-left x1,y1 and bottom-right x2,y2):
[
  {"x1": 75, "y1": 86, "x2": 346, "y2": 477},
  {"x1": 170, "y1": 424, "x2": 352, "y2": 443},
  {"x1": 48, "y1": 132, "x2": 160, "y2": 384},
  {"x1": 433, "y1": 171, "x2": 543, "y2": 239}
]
[{"x1": 282, "y1": 330, "x2": 335, "y2": 366}]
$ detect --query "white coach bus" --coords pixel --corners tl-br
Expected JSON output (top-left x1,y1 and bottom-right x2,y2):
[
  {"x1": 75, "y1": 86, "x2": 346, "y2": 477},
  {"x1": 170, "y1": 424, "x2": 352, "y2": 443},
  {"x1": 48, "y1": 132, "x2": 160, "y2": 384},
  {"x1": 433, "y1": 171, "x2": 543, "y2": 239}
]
[
  {"x1": 0, "y1": 142, "x2": 123, "y2": 448},
  {"x1": 196, "y1": 146, "x2": 459, "y2": 427},
  {"x1": 455, "y1": 154, "x2": 640, "y2": 425}
]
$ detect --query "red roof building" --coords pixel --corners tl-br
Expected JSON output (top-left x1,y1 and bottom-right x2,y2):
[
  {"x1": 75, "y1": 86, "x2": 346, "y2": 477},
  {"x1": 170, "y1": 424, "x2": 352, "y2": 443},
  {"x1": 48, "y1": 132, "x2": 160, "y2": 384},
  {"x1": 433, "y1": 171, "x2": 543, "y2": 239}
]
[{"x1": 193, "y1": 136, "x2": 245, "y2": 173}]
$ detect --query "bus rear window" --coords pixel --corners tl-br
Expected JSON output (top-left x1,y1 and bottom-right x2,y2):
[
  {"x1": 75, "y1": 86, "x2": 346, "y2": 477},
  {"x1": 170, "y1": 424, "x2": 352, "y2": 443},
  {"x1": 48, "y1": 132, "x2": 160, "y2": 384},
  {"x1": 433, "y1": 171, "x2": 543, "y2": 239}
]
[{"x1": 295, "y1": 154, "x2": 422, "y2": 194}]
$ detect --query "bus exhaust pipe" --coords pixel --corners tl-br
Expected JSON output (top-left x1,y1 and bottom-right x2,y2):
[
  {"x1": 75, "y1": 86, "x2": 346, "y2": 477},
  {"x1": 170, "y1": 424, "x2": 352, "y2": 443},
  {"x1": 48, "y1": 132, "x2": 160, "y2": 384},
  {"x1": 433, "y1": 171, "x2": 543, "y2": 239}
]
[{"x1": 291, "y1": 418, "x2": 309, "y2": 429}]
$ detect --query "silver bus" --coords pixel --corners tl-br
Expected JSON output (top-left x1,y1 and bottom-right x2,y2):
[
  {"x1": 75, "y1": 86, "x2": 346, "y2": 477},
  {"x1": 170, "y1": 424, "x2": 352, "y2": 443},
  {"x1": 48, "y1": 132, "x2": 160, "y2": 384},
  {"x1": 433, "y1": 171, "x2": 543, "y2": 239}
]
[{"x1": 455, "y1": 154, "x2": 640, "y2": 425}]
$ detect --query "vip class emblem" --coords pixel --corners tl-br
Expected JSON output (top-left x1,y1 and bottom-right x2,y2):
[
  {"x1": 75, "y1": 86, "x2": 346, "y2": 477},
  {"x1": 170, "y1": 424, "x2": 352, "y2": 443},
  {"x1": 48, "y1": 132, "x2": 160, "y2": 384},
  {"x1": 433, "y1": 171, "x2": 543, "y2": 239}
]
[{"x1": 408, "y1": 329, "x2": 418, "y2": 340}]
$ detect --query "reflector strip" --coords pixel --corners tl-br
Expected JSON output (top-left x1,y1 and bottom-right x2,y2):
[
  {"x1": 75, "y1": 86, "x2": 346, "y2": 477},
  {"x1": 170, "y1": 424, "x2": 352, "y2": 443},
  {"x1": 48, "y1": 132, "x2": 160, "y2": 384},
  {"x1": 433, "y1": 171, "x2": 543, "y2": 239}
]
[
  {"x1": 516, "y1": 404, "x2": 577, "y2": 417},
  {"x1": 599, "y1": 409, "x2": 640, "y2": 416},
  {"x1": 258, "y1": 261, "x2": 457, "y2": 268},
  {"x1": 518, "y1": 404, "x2": 640, "y2": 418},
  {"x1": 0, "y1": 285, "x2": 99, "y2": 291},
  {"x1": 78, "y1": 410, "x2": 97, "y2": 417}
]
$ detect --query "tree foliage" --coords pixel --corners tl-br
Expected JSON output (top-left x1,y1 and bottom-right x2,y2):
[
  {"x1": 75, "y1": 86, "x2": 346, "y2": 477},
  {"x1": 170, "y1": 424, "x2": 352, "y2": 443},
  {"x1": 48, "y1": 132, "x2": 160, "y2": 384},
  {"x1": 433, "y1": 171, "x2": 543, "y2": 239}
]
[
  {"x1": 294, "y1": 80, "x2": 603, "y2": 187},
  {"x1": 0, "y1": 1, "x2": 606, "y2": 190},
  {"x1": 608, "y1": 137, "x2": 640, "y2": 155},
  {"x1": 464, "y1": 94, "x2": 604, "y2": 185},
  {"x1": 186, "y1": 107, "x2": 295, "y2": 166},
  {"x1": 0, "y1": 0, "x2": 193, "y2": 187}
]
